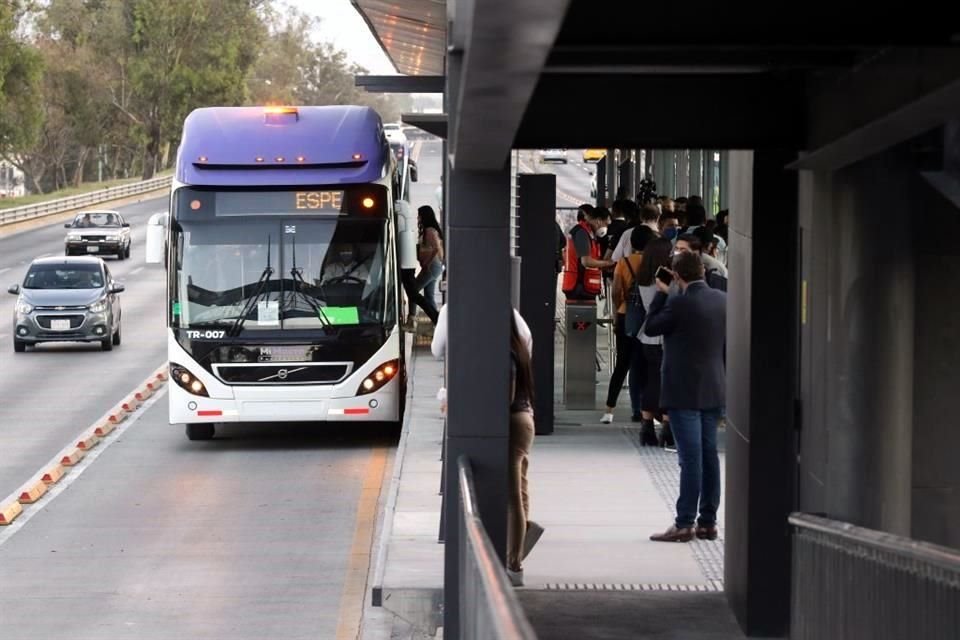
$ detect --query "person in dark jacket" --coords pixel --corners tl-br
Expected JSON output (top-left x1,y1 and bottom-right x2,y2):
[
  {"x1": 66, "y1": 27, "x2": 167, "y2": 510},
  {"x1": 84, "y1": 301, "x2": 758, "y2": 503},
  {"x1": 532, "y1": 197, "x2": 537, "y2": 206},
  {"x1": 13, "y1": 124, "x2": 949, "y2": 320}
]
[{"x1": 643, "y1": 251, "x2": 726, "y2": 543}]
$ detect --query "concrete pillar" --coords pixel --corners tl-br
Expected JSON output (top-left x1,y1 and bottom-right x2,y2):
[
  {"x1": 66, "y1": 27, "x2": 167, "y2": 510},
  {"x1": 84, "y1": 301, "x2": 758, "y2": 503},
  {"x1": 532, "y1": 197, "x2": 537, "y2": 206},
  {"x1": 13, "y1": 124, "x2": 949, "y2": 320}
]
[
  {"x1": 442, "y1": 160, "x2": 512, "y2": 638},
  {"x1": 518, "y1": 173, "x2": 557, "y2": 435},
  {"x1": 724, "y1": 149, "x2": 798, "y2": 637}
]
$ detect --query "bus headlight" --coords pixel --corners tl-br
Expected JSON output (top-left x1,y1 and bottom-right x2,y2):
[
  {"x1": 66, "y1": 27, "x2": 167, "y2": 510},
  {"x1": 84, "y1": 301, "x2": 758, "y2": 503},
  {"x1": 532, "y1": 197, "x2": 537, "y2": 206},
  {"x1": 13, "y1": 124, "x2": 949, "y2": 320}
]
[
  {"x1": 357, "y1": 359, "x2": 399, "y2": 395},
  {"x1": 170, "y1": 363, "x2": 209, "y2": 397}
]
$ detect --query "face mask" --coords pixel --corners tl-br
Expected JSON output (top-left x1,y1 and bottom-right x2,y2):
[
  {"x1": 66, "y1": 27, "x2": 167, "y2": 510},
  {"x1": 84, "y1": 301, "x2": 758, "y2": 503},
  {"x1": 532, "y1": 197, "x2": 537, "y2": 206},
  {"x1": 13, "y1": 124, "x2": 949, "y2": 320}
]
[
  {"x1": 595, "y1": 226, "x2": 608, "y2": 238},
  {"x1": 663, "y1": 227, "x2": 678, "y2": 241}
]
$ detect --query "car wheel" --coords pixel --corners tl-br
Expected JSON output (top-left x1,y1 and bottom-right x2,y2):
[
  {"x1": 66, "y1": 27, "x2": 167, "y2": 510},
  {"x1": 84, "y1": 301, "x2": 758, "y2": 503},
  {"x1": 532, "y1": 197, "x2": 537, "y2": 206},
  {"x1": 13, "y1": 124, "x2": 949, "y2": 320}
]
[
  {"x1": 112, "y1": 322, "x2": 121, "y2": 346},
  {"x1": 13, "y1": 338, "x2": 26, "y2": 353},
  {"x1": 186, "y1": 423, "x2": 215, "y2": 441},
  {"x1": 117, "y1": 248, "x2": 125, "y2": 260},
  {"x1": 125, "y1": 245, "x2": 131, "y2": 259},
  {"x1": 101, "y1": 334, "x2": 114, "y2": 351}
]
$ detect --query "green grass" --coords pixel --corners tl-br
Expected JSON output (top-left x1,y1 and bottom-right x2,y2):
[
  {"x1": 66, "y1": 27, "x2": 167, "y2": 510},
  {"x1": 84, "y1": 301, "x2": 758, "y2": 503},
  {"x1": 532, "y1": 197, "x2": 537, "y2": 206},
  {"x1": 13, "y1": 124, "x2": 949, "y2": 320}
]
[{"x1": 0, "y1": 169, "x2": 172, "y2": 210}]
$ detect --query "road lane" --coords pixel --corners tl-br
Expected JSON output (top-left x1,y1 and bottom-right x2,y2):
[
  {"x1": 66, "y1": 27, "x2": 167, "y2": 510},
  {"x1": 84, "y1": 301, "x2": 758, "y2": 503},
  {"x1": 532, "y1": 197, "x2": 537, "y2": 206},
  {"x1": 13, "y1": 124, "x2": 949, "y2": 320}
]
[
  {"x1": 0, "y1": 195, "x2": 169, "y2": 502},
  {"x1": 0, "y1": 400, "x2": 395, "y2": 640}
]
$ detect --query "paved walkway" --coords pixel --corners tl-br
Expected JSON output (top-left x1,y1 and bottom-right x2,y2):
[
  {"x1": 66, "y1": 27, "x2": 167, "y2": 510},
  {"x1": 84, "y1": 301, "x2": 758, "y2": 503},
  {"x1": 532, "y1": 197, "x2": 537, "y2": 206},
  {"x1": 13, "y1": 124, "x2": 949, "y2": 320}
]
[{"x1": 364, "y1": 311, "x2": 736, "y2": 639}]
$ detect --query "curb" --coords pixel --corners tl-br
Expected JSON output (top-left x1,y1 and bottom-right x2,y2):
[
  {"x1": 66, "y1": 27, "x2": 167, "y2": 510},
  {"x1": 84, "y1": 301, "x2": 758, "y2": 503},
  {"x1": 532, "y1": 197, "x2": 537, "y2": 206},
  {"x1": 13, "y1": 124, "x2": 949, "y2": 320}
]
[{"x1": 0, "y1": 363, "x2": 169, "y2": 526}]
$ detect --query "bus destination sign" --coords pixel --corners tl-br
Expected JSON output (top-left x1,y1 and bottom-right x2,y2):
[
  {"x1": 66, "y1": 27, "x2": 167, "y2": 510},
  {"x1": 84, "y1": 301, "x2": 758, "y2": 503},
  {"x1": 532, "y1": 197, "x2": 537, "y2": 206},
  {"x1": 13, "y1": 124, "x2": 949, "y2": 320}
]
[{"x1": 295, "y1": 191, "x2": 343, "y2": 212}]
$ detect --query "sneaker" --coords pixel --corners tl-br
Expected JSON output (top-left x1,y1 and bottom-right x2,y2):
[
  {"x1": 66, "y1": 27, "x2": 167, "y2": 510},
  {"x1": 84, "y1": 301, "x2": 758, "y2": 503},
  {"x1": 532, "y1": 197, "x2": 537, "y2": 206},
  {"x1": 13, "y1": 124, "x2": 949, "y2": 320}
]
[
  {"x1": 522, "y1": 521, "x2": 544, "y2": 561},
  {"x1": 507, "y1": 568, "x2": 524, "y2": 587},
  {"x1": 600, "y1": 412, "x2": 614, "y2": 424},
  {"x1": 402, "y1": 316, "x2": 416, "y2": 332}
]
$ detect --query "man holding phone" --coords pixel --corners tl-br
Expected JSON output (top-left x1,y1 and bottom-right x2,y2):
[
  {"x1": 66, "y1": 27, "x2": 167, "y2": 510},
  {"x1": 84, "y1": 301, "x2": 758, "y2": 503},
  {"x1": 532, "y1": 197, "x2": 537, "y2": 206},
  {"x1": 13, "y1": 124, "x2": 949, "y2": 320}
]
[{"x1": 643, "y1": 251, "x2": 726, "y2": 543}]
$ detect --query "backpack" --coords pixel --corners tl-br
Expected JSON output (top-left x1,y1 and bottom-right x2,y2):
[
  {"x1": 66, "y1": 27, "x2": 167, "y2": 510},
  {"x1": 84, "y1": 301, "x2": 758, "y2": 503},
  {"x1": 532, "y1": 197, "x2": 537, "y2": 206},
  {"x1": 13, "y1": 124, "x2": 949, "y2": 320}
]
[{"x1": 622, "y1": 257, "x2": 647, "y2": 337}]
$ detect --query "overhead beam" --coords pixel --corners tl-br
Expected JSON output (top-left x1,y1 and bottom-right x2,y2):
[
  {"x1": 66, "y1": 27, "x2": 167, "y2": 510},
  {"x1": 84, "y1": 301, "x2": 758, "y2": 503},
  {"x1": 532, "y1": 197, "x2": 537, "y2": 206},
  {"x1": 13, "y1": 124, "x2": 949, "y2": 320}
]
[
  {"x1": 451, "y1": 0, "x2": 572, "y2": 170},
  {"x1": 789, "y1": 76, "x2": 960, "y2": 171},
  {"x1": 401, "y1": 113, "x2": 448, "y2": 139},
  {"x1": 515, "y1": 73, "x2": 805, "y2": 149},
  {"x1": 355, "y1": 75, "x2": 445, "y2": 94}
]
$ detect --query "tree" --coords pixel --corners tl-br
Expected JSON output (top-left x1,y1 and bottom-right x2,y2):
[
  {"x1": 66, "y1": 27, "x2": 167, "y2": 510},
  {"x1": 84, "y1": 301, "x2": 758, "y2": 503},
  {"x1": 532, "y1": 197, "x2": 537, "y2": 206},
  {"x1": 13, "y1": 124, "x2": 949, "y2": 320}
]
[
  {"x1": 44, "y1": 0, "x2": 266, "y2": 180},
  {"x1": 249, "y1": 8, "x2": 412, "y2": 124},
  {"x1": 0, "y1": 1, "x2": 44, "y2": 164}
]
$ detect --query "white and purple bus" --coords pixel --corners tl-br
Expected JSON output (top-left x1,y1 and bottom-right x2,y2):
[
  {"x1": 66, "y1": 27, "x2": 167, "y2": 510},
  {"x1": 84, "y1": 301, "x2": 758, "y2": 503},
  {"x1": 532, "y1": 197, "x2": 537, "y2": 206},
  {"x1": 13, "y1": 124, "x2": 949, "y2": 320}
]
[{"x1": 146, "y1": 106, "x2": 409, "y2": 440}]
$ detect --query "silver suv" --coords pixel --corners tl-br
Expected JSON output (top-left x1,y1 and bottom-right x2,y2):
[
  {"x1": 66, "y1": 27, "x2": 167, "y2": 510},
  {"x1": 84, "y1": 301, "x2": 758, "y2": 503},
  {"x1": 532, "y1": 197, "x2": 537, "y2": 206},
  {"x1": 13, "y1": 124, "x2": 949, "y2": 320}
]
[{"x1": 8, "y1": 257, "x2": 124, "y2": 352}]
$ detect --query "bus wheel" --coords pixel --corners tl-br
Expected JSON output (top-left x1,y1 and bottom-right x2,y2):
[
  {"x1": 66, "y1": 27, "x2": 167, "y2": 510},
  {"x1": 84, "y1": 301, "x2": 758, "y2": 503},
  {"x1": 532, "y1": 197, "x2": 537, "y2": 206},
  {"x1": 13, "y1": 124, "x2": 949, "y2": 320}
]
[{"x1": 186, "y1": 423, "x2": 215, "y2": 441}]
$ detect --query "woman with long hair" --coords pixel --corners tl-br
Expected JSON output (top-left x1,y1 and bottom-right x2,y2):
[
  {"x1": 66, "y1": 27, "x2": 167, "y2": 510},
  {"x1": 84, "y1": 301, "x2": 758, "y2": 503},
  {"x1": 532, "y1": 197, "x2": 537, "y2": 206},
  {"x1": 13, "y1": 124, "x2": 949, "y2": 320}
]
[
  {"x1": 409, "y1": 205, "x2": 444, "y2": 325},
  {"x1": 633, "y1": 237, "x2": 675, "y2": 448},
  {"x1": 601, "y1": 225, "x2": 656, "y2": 424},
  {"x1": 507, "y1": 309, "x2": 542, "y2": 586}
]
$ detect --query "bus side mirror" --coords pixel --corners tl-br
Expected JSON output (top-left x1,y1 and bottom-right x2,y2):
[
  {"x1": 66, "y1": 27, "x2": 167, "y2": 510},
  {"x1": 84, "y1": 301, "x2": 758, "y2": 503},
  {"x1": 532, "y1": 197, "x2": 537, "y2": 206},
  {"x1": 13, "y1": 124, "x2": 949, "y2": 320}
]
[{"x1": 145, "y1": 213, "x2": 166, "y2": 265}]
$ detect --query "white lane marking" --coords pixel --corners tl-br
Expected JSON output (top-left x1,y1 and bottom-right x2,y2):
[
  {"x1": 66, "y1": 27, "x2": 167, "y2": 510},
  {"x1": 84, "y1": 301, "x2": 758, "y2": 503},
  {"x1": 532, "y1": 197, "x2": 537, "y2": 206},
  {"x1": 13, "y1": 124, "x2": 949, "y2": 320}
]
[
  {"x1": 0, "y1": 267, "x2": 9, "y2": 275},
  {"x1": 129, "y1": 266, "x2": 144, "y2": 276},
  {"x1": 0, "y1": 385, "x2": 168, "y2": 546}
]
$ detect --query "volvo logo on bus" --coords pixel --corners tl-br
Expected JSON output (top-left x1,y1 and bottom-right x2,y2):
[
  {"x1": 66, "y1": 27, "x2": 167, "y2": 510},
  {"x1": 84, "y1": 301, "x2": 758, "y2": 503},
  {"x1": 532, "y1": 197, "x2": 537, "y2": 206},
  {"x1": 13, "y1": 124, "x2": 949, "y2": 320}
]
[{"x1": 258, "y1": 366, "x2": 308, "y2": 382}]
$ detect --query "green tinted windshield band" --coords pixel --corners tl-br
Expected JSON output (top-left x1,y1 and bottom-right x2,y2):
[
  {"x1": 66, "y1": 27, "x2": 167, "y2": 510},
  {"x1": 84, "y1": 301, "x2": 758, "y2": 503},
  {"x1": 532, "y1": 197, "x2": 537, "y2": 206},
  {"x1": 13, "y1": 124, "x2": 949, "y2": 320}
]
[{"x1": 322, "y1": 306, "x2": 359, "y2": 325}]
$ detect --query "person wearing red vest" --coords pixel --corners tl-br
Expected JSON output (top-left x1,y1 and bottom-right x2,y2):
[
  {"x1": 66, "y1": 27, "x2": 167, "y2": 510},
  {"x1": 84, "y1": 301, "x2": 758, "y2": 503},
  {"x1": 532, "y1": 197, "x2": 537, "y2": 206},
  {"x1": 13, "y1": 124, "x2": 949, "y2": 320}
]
[{"x1": 562, "y1": 207, "x2": 615, "y2": 300}]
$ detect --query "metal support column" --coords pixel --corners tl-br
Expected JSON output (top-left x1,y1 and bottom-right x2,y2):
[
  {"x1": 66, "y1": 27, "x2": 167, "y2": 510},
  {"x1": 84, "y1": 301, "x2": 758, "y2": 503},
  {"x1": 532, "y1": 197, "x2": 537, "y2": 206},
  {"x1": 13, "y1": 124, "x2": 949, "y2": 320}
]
[
  {"x1": 604, "y1": 149, "x2": 616, "y2": 207},
  {"x1": 689, "y1": 149, "x2": 703, "y2": 199},
  {"x1": 518, "y1": 173, "x2": 557, "y2": 435},
  {"x1": 719, "y1": 150, "x2": 730, "y2": 211},
  {"x1": 704, "y1": 150, "x2": 717, "y2": 215},
  {"x1": 662, "y1": 150, "x2": 677, "y2": 199},
  {"x1": 442, "y1": 159, "x2": 512, "y2": 639},
  {"x1": 677, "y1": 150, "x2": 690, "y2": 198},
  {"x1": 595, "y1": 158, "x2": 606, "y2": 208}
]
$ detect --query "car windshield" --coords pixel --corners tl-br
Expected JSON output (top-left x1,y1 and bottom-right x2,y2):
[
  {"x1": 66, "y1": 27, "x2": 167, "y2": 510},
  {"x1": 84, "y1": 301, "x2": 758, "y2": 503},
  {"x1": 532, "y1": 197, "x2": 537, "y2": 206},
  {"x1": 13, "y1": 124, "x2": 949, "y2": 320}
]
[
  {"x1": 73, "y1": 213, "x2": 121, "y2": 228},
  {"x1": 24, "y1": 264, "x2": 104, "y2": 289},
  {"x1": 173, "y1": 218, "x2": 387, "y2": 331}
]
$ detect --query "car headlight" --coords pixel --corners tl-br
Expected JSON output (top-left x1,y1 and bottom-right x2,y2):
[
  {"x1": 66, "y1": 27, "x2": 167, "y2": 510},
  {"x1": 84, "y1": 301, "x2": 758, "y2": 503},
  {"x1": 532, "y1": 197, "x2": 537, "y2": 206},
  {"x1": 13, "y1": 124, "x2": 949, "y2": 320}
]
[
  {"x1": 15, "y1": 301, "x2": 32, "y2": 314},
  {"x1": 67, "y1": 233, "x2": 81, "y2": 241},
  {"x1": 106, "y1": 234, "x2": 119, "y2": 241},
  {"x1": 170, "y1": 363, "x2": 209, "y2": 397},
  {"x1": 356, "y1": 359, "x2": 400, "y2": 395},
  {"x1": 89, "y1": 299, "x2": 107, "y2": 313}
]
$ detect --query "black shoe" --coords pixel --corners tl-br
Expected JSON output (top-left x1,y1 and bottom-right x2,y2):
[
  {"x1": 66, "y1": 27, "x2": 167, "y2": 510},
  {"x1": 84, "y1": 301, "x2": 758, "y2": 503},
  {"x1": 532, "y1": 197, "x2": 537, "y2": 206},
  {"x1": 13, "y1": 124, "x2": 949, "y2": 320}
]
[
  {"x1": 631, "y1": 414, "x2": 642, "y2": 423},
  {"x1": 659, "y1": 422, "x2": 675, "y2": 449},
  {"x1": 640, "y1": 419, "x2": 659, "y2": 446}
]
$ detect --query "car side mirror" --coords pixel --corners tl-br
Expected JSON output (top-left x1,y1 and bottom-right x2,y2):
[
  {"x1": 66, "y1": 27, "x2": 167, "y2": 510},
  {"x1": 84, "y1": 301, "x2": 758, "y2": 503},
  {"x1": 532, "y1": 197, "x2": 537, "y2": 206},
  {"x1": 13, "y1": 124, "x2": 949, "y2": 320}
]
[
  {"x1": 8, "y1": 284, "x2": 20, "y2": 295},
  {"x1": 409, "y1": 160, "x2": 418, "y2": 182},
  {"x1": 110, "y1": 283, "x2": 125, "y2": 294},
  {"x1": 122, "y1": 222, "x2": 130, "y2": 227},
  {"x1": 64, "y1": 223, "x2": 72, "y2": 228}
]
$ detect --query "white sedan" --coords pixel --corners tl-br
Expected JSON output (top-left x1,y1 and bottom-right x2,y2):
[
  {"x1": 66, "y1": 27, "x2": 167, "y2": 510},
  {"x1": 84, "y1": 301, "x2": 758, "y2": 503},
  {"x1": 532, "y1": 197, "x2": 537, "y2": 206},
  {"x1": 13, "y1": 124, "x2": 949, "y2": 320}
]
[{"x1": 539, "y1": 149, "x2": 568, "y2": 164}]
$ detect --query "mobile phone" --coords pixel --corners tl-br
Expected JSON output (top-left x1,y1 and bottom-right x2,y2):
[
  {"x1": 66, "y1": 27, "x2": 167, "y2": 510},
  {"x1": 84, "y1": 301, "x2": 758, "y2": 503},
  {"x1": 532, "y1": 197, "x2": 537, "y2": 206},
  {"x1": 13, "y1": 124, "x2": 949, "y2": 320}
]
[{"x1": 655, "y1": 266, "x2": 673, "y2": 286}]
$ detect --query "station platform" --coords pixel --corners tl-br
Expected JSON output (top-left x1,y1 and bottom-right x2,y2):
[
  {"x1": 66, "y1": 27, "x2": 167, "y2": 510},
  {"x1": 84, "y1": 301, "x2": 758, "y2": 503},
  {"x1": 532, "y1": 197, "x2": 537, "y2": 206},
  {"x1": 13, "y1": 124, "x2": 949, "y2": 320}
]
[{"x1": 364, "y1": 312, "x2": 745, "y2": 640}]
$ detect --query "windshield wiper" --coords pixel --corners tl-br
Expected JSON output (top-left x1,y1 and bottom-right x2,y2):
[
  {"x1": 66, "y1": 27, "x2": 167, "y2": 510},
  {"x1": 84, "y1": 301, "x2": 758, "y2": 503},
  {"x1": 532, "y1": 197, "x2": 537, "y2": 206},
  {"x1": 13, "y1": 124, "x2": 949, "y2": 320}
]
[
  {"x1": 227, "y1": 235, "x2": 273, "y2": 337},
  {"x1": 284, "y1": 234, "x2": 333, "y2": 331}
]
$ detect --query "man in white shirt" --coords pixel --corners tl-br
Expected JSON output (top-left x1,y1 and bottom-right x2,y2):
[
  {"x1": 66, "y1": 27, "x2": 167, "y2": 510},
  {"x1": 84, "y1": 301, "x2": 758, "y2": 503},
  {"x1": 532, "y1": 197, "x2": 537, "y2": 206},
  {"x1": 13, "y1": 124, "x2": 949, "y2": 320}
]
[{"x1": 611, "y1": 204, "x2": 661, "y2": 262}]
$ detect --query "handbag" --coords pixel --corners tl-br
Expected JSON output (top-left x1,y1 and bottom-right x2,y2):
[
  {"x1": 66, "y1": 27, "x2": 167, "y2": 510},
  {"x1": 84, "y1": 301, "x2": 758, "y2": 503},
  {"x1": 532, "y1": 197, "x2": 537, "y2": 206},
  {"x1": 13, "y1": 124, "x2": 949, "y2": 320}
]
[{"x1": 622, "y1": 257, "x2": 646, "y2": 337}]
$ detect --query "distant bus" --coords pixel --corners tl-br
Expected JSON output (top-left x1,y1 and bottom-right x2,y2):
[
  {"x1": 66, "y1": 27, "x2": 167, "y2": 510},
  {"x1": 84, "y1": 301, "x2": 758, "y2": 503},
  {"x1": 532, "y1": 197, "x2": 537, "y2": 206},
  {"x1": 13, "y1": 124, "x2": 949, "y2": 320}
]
[{"x1": 147, "y1": 106, "x2": 407, "y2": 440}]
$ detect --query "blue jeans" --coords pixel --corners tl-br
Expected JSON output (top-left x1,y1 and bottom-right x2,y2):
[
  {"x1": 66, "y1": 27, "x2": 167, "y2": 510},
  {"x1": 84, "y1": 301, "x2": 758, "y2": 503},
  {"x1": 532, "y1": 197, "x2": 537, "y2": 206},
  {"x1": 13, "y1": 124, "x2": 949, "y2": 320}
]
[
  {"x1": 667, "y1": 408, "x2": 723, "y2": 529},
  {"x1": 413, "y1": 257, "x2": 443, "y2": 321}
]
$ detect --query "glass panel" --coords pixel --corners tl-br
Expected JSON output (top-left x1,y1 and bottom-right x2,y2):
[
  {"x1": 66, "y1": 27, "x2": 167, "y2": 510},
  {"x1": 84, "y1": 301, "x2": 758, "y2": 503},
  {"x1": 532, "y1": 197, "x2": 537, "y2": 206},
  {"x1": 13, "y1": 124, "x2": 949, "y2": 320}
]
[
  {"x1": 174, "y1": 220, "x2": 280, "y2": 330},
  {"x1": 280, "y1": 219, "x2": 386, "y2": 328}
]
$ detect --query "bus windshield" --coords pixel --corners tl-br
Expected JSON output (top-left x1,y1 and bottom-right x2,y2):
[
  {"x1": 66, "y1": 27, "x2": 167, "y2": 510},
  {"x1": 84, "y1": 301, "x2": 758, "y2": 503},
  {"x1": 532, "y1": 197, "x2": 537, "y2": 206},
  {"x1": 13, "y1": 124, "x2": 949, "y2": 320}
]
[{"x1": 172, "y1": 217, "x2": 387, "y2": 332}]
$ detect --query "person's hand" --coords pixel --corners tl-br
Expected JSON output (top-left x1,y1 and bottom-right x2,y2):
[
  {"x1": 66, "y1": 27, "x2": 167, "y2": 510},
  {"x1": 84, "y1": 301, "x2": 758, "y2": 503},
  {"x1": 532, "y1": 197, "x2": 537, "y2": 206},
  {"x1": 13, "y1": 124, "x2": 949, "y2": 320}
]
[{"x1": 655, "y1": 271, "x2": 674, "y2": 294}]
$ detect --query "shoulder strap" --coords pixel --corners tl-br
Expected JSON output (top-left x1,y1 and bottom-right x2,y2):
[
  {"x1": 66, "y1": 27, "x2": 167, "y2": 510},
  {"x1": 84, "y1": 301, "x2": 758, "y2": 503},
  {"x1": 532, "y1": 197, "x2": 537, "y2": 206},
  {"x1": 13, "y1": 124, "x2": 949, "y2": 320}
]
[{"x1": 622, "y1": 256, "x2": 638, "y2": 287}]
